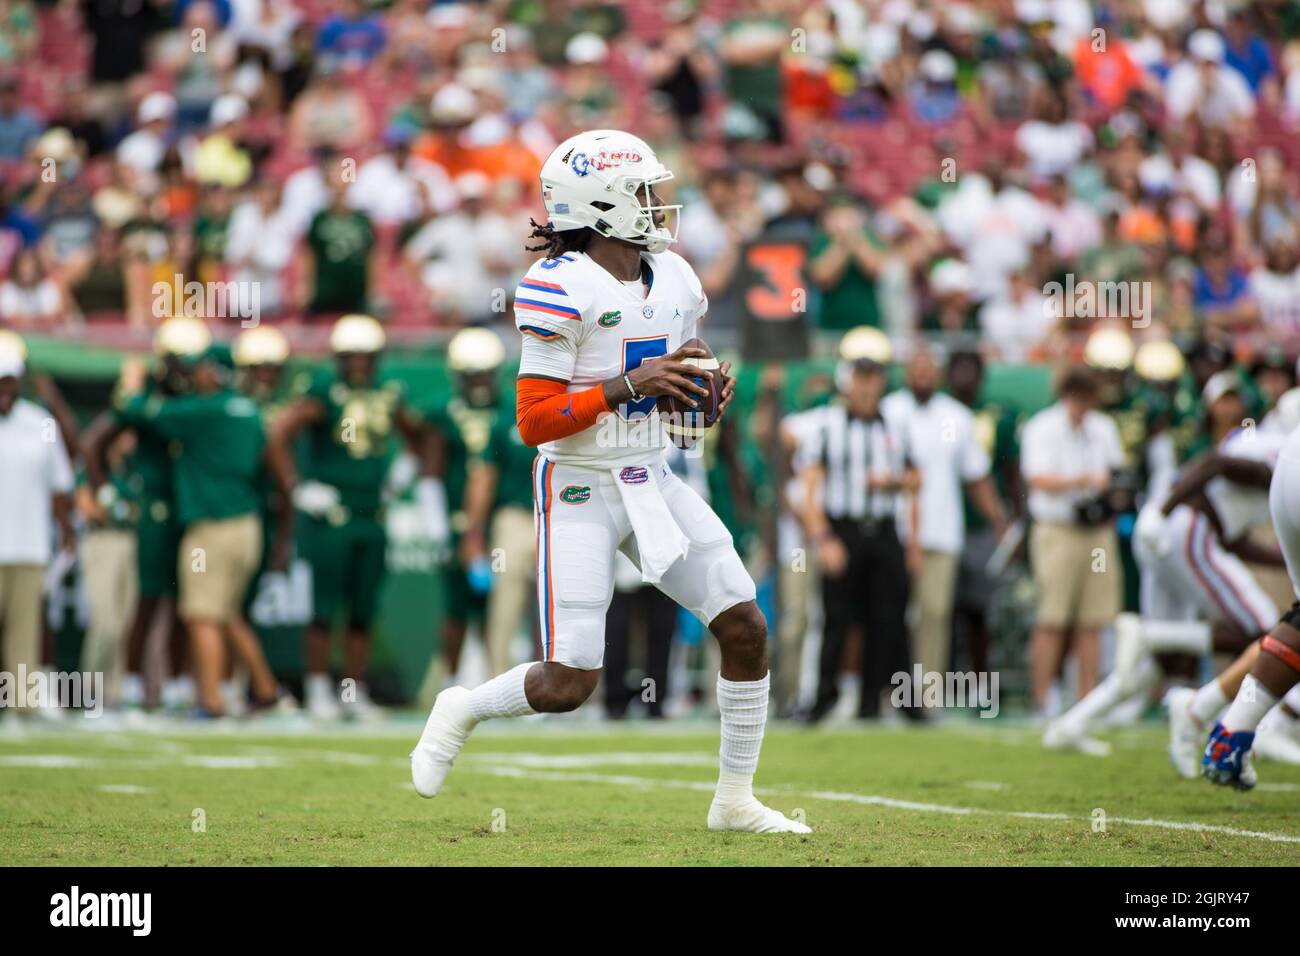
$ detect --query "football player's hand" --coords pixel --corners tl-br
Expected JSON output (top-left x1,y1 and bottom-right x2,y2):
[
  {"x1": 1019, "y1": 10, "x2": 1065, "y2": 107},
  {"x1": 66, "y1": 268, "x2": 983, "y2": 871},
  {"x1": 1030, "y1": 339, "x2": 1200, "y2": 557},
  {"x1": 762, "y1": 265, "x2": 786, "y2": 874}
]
[
  {"x1": 626, "y1": 345, "x2": 711, "y2": 407},
  {"x1": 718, "y1": 360, "x2": 736, "y2": 416}
]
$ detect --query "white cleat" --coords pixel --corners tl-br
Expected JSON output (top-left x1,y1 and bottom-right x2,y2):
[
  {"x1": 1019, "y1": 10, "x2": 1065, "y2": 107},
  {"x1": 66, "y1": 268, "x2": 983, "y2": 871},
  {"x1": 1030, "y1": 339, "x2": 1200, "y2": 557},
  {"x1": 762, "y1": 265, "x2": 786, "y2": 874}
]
[
  {"x1": 306, "y1": 682, "x2": 343, "y2": 722},
  {"x1": 410, "y1": 686, "x2": 476, "y2": 798},
  {"x1": 1164, "y1": 687, "x2": 1204, "y2": 779},
  {"x1": 1042, "y1": 718, "x2": 1111, "y2": 757},
  {"x1": 707, "y1": 796, "x2": 812, "y2": 834}
]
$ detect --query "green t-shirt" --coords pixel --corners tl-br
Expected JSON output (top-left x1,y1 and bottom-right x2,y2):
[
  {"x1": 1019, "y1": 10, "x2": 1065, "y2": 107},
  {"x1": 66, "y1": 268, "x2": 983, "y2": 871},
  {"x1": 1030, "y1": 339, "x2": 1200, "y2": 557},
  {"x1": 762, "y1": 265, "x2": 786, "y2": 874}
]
[
  {"x1": 119, "y1": 389, "x2": 265, "y2": 526},
  {"x1": 307, "y1": 210, "x2": 374, "y2": 313},
  {"x1": 808, "y1": 228, "x2": 883, "y2": 330},
  {"x1": 296, "y1": 367, "x2": 405, "y2": 517}
]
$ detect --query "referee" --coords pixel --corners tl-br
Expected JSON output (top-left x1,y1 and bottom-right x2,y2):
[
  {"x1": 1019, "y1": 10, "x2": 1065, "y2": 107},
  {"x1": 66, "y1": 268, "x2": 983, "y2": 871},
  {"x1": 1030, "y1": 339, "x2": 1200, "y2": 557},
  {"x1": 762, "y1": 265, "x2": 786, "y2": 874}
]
[{"x1": 798, "y1": 327, "x2": 920, "y2": 721}]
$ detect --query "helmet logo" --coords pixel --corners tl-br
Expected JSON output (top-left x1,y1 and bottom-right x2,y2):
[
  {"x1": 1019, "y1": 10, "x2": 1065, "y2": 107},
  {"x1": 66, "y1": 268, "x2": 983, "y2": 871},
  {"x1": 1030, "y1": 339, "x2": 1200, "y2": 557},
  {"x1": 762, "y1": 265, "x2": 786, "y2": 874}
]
[
  {"x1": 592, "y1": 148, "x2": 643, "y2": 170},
  {"x1": 570, "y1": 151, "x2": 591, "y2": 177}
]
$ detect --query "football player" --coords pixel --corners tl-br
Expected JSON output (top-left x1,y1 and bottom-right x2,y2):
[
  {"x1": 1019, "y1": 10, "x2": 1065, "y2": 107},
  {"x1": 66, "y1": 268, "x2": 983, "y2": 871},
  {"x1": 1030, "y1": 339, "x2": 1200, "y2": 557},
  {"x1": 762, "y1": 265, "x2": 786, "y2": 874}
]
[
  {"x1": 411, "y1": 130, "x2": 809, "y2": 833},
  {"x1": 269, "y1": 314, "x2": 449, "y2": 720}
]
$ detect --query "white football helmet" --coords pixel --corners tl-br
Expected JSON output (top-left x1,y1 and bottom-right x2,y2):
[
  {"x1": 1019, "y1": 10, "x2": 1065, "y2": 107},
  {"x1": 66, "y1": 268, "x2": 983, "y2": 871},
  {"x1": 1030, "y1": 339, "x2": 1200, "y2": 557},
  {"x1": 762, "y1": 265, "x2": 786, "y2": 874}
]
[{"x1": 539, "y1": 129, "x2": 680, "y2": 254}]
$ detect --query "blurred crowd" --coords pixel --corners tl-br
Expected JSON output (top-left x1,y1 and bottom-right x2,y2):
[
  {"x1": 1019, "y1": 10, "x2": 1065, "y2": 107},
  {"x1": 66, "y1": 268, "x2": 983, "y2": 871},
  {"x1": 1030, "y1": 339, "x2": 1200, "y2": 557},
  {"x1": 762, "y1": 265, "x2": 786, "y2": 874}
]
[{"x1": 0, "y1": 0, "x2": 1295, "y2": 362}]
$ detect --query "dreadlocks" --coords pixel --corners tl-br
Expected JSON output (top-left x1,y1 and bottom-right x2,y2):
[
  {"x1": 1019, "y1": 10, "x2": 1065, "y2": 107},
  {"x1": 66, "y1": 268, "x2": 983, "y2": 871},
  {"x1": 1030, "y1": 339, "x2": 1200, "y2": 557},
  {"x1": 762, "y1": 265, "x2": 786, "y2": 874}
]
[{"x1": 525, "y1": 218, "x2": 594, "y2": 258}]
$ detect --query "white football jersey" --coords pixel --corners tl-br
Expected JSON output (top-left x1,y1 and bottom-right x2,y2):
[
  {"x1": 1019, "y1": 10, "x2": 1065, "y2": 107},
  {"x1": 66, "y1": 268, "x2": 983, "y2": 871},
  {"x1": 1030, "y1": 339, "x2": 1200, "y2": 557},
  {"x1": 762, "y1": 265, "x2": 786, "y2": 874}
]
[
  {"x1": 1205, "y1": 426, "x2": 1284, "y2": 542},
  {"x1": 514, "y1": 248, "x2": 708, "y2": 469}
]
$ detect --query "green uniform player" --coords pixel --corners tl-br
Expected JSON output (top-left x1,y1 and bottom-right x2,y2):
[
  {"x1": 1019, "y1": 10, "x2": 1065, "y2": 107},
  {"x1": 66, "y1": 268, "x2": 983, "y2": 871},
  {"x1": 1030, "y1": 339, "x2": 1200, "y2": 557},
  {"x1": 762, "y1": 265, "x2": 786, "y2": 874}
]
[{"x1": 271, "y1": 314, "x2": 446, "y2": 720}]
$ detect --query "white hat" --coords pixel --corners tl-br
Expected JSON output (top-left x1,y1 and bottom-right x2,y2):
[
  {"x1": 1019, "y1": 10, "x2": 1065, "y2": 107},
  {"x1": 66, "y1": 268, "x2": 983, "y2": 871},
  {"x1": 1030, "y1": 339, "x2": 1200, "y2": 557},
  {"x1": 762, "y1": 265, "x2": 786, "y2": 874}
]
[
  {"x1": 430, "y1": 83, "x2": 478, "y2": 124},
  {"x1": 930, "y1": 258, "x2": 974, "y2": 296},
  {"x1": 210, "y1": 94, "x2": 249, "y2": 128},
  {"x1": 0, "y1": 329, "x2": 27, "y2": 378},
  {"x1": 565, "y1": 32, "x2": 609, "y2": 65},
  {"x1": 1189, "y1": 29, "x2": 1226, "y2": 63},
  {"x1": 1202, "y1": 369, "x2": 1241, "y2": 405},
  {"x1": 454, "y1": 170, "x2": 491, "y2": 201},
  {"x1": 138, "y1": 91, "x2": 177, "y2": 125},
  {"x1": 919, "y1": 49, "x2": 957, "y2": 83}
]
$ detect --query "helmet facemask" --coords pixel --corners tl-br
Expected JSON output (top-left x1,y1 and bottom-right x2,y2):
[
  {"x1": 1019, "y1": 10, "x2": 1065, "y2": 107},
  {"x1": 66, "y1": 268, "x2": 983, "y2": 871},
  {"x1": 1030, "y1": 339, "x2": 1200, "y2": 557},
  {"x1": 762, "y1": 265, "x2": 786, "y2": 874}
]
[{"x1": 603, "y1": 169, "x2": 681, "y2": 254}]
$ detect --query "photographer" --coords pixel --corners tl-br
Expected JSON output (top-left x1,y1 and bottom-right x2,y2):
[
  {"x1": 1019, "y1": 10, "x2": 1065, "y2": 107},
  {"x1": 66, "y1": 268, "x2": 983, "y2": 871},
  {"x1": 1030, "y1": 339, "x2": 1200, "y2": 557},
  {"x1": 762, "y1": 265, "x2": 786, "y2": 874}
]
[{"x1": 1021, "y1": 367, "x2": 1124, "y2": 716}]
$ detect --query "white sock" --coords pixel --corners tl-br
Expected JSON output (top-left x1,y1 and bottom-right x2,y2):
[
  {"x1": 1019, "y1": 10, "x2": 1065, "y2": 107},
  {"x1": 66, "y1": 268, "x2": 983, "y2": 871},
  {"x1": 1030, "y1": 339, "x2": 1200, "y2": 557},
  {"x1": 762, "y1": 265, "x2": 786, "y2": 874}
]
[
  {"x1": 1190, "y1": 678, "x2": 1229, "y2": 726},
  {"x1": 715, "y1": 673, "x2": 770, "y2": 801},
  {"x1": 121, "y1": 673, "x2": 144, "y2": 707},
  {"x1": 305, "y1": 673, "x2": 334, "y2": 702},
  {"x1": 467, "y1": 663, "x2": 536, "y2": 722},
  {"x1": 1222, "y1": 675, "x2": 1279, "y2": 733},
  {"x1": 1283, "y1": 683, "x2": 1300, "y2": 716},
  {"x1": 1062, "y1": 672, "x2": 1125, "y2": 729},
  {"x1": 1142, "y1": 620, "x2": 1212, "y2": 655}
]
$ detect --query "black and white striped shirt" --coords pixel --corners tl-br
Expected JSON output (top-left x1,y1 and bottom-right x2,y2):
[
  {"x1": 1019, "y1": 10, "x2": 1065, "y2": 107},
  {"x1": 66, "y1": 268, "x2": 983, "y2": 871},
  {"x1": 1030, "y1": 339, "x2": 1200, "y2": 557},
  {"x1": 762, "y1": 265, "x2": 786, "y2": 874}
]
[{"x1": 797, "y1": 402, "x2": 910, "y2": 522}]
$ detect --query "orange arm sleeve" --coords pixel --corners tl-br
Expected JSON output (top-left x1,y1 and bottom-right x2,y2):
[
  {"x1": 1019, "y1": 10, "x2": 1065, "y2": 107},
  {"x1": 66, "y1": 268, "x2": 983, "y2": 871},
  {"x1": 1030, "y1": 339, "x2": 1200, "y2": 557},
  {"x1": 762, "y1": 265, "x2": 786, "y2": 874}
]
[{"x1": 515, "y1": 377, "x2": 611, "y2": 447}]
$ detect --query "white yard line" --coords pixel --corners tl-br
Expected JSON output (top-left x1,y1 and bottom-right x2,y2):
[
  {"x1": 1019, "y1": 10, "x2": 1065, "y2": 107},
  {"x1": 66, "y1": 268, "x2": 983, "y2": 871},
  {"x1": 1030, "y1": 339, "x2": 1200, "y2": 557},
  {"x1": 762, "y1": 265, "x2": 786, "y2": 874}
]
[{"x1": 467, "y1": 764, "x2": 1300, "y2": 845}]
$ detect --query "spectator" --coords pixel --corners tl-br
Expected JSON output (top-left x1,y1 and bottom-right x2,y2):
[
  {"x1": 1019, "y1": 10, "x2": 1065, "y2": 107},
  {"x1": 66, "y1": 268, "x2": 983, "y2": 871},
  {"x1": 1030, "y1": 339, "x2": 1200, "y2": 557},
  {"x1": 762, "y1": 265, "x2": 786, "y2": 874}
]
[
  {"x1": 978, "y1": 264, "x2": 1054, "y2": 362},
  {"x1": 402, "y1": 172, "x2": 515, "y2": 324},
  {"x1": 0, "y1": 248, "x2": 61, "y2": 325},
  {"x1": 316, "y1": 0, "x2": 387, "y2": 66},
  {"x1": 287, "y1": 58, "x2": 374, "y2": 153},
  {"x1": 1021, "y1": 367, "x2": 1123, "y2": 715},
  {"x1": 1250, "y1": 237, "x2": 1300, "y2": 338},
  {"x1": 0, "y1": 73, "x2": 39, "y2": 158},
  {"x1": 1194, "y1": 227, "x2": 1257, "y2": 333},
  {"x1": 117, "y1": 92, "x2": 178, "y2": 195},
  {"x1": 152, "y1": 1, "x2": 238, "y2": 133},
  {"x1": 808, "y1": 196, "x2": 887, "y2": 331},
  {"x1": 350, "y1": 124, "x2": 456, "y2": 227},
  {"x1": 1164, "y1": 28, "x2": 1254, "y2": 130},
  {"x1": 298, "y1": 171, "x2": 375, "y2": 316},
  {"x1": 225, "y1": 178, "x2": 295, "y2": 316}
]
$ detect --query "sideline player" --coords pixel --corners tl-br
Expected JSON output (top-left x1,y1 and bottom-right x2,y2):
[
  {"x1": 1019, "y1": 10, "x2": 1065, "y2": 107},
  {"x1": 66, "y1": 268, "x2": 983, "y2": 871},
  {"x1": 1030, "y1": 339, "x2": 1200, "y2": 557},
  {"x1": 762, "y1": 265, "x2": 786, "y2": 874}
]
[
  {"x1": 269, "y1": 314, "x2": 449, "y2": 720},
  {"x1": 411, "y1": 130, "x2": 809, "y2": 833}
]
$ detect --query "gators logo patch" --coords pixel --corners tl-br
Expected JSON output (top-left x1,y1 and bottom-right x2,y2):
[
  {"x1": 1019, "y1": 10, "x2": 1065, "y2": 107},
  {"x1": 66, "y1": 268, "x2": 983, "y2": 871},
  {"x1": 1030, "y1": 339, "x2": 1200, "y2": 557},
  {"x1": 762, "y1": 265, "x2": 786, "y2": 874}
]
[
  {"x1": 618, "y1": 466, "x2": 649, "y2": 485},
  {"x1": 597, "y1": 310, "x2": 622, "y2": 328},
  {"x1": 559, "y1": 484, "x2": 591, "y2": 504}
]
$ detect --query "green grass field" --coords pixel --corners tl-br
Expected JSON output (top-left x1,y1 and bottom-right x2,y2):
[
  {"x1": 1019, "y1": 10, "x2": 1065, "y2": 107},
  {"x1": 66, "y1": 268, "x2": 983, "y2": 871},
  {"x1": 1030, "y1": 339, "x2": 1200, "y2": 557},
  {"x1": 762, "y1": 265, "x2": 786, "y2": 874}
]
[{"x1": 2, "y1": 717, "x2": 1298, "y2": 865}]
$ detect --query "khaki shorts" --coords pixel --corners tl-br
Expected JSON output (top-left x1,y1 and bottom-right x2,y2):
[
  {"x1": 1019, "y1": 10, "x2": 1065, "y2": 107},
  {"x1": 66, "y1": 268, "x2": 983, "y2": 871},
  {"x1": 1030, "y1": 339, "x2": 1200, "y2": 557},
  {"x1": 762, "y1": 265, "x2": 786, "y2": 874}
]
[
  {"x1": 178, "y1": 514, "x2": 262, "y2": 625},
  {"x1": 1030, "y1": 522, "x2": 1121, "y2": 630}
]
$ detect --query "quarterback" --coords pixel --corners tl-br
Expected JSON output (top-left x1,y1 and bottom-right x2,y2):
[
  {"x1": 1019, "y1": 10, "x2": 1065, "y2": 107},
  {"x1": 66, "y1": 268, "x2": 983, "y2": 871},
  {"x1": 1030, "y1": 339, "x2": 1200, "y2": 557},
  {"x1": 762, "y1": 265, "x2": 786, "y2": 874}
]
[{"x1": 411, "y1": 130, "x2": 809, "y2": 833}]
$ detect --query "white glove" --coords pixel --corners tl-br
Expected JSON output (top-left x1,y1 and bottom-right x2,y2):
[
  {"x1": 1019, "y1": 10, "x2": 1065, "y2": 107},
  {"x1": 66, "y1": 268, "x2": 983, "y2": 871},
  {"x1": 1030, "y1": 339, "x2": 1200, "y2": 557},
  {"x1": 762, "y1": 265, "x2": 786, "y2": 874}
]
[
  {"x1": 1135, "y1": 504, "x2": 1171, "y2": 558},
  {"x1": 293, "y1": 481, "x2": 341, "y2": 517},
  {"x1": 416, "y1": 477, "x2": 450, "y2": 545}
]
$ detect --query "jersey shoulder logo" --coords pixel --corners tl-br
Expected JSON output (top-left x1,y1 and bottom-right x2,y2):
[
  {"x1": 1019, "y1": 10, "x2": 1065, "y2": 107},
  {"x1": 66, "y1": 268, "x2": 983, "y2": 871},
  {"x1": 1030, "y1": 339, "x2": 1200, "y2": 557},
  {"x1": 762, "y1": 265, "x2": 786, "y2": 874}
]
[
  {"x1": 559, "y1": 484, "x2": 591, "y2": 504},
  {"x1": 597, "y1": 310, "x2": 622, "y2": 328}
]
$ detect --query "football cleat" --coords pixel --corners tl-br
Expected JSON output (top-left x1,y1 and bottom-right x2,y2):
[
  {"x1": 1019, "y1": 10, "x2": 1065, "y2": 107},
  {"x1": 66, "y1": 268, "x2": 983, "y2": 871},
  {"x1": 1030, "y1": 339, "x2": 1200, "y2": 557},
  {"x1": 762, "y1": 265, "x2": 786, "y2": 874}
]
[
  {"x1": 1042, "y1": 718, "x2": 1112, "y2": 757},
  {"x1": 1164, "y1": 687, "x2": 1204, "y2": 779},
  {"x1": 410, "y1": 686, "x2": 476, "y2": 798},
  {"x1": 707, "y1": 796, "x2": 812, "y2": 834},
  {"x1": 1201, "y1": 722, "x2": 1257, "y2": 790}
]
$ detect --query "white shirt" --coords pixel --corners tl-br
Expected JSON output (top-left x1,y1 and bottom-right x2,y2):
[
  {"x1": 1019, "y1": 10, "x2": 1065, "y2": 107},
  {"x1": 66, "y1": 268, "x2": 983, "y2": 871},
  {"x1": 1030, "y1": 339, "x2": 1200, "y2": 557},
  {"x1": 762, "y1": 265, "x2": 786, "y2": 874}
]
[
  {"x1": 0, "y1": 399, "x2": 74, "y2": 565},
  {"x1": 1205, "y1": 426, "x2": 1283, "y2": 543},
  {"x1": 1164, "y1": 61, "x2": 1255, "y2": 127},
  {"x1": 883, "y1": 390, "x2": 990, "y2": 553},
  {"x1": 349, "y1": 154, "x2": 456, "y2": 225},
  {"x1": 514, "y1": 250, "x2": 708, "y2": 469},
  {"x1": 1021, "y1": 402, "x2": 1124, "y2": 523}
]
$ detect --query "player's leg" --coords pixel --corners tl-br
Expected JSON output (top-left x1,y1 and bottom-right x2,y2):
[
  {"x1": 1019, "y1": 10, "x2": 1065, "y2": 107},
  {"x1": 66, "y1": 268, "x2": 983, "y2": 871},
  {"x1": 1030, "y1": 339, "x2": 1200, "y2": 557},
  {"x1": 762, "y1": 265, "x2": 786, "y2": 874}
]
[
  {"x1": 340, "y1": 517, "x2": 387, "y2": 718},
  {"x1": 644, "y1": 588, "x2": 676, "y2": 718},
  {"x1": 649, "y1": 472, "x2": 809, "y2": 833},
  {"x1": 483, "y1": 505, "x2": 535, "y2": 677},
  {"x1": 301, "y1": 515, "x2": 344, "y2": 719},
  {"x1": 1203, "y1": 458, "x2": 1300, "y2": 788},
  {"x1": 410, "y1": 458, "x2": 615, "y2": 798}
]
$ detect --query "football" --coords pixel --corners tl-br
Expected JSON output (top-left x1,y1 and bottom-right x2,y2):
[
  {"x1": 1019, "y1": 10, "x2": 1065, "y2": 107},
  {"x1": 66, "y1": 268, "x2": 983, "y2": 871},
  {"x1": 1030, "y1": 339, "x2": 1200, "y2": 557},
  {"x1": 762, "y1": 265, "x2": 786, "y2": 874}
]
[{"x1": 656, "y1": 337, "x2": 724, "y2": 448}]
